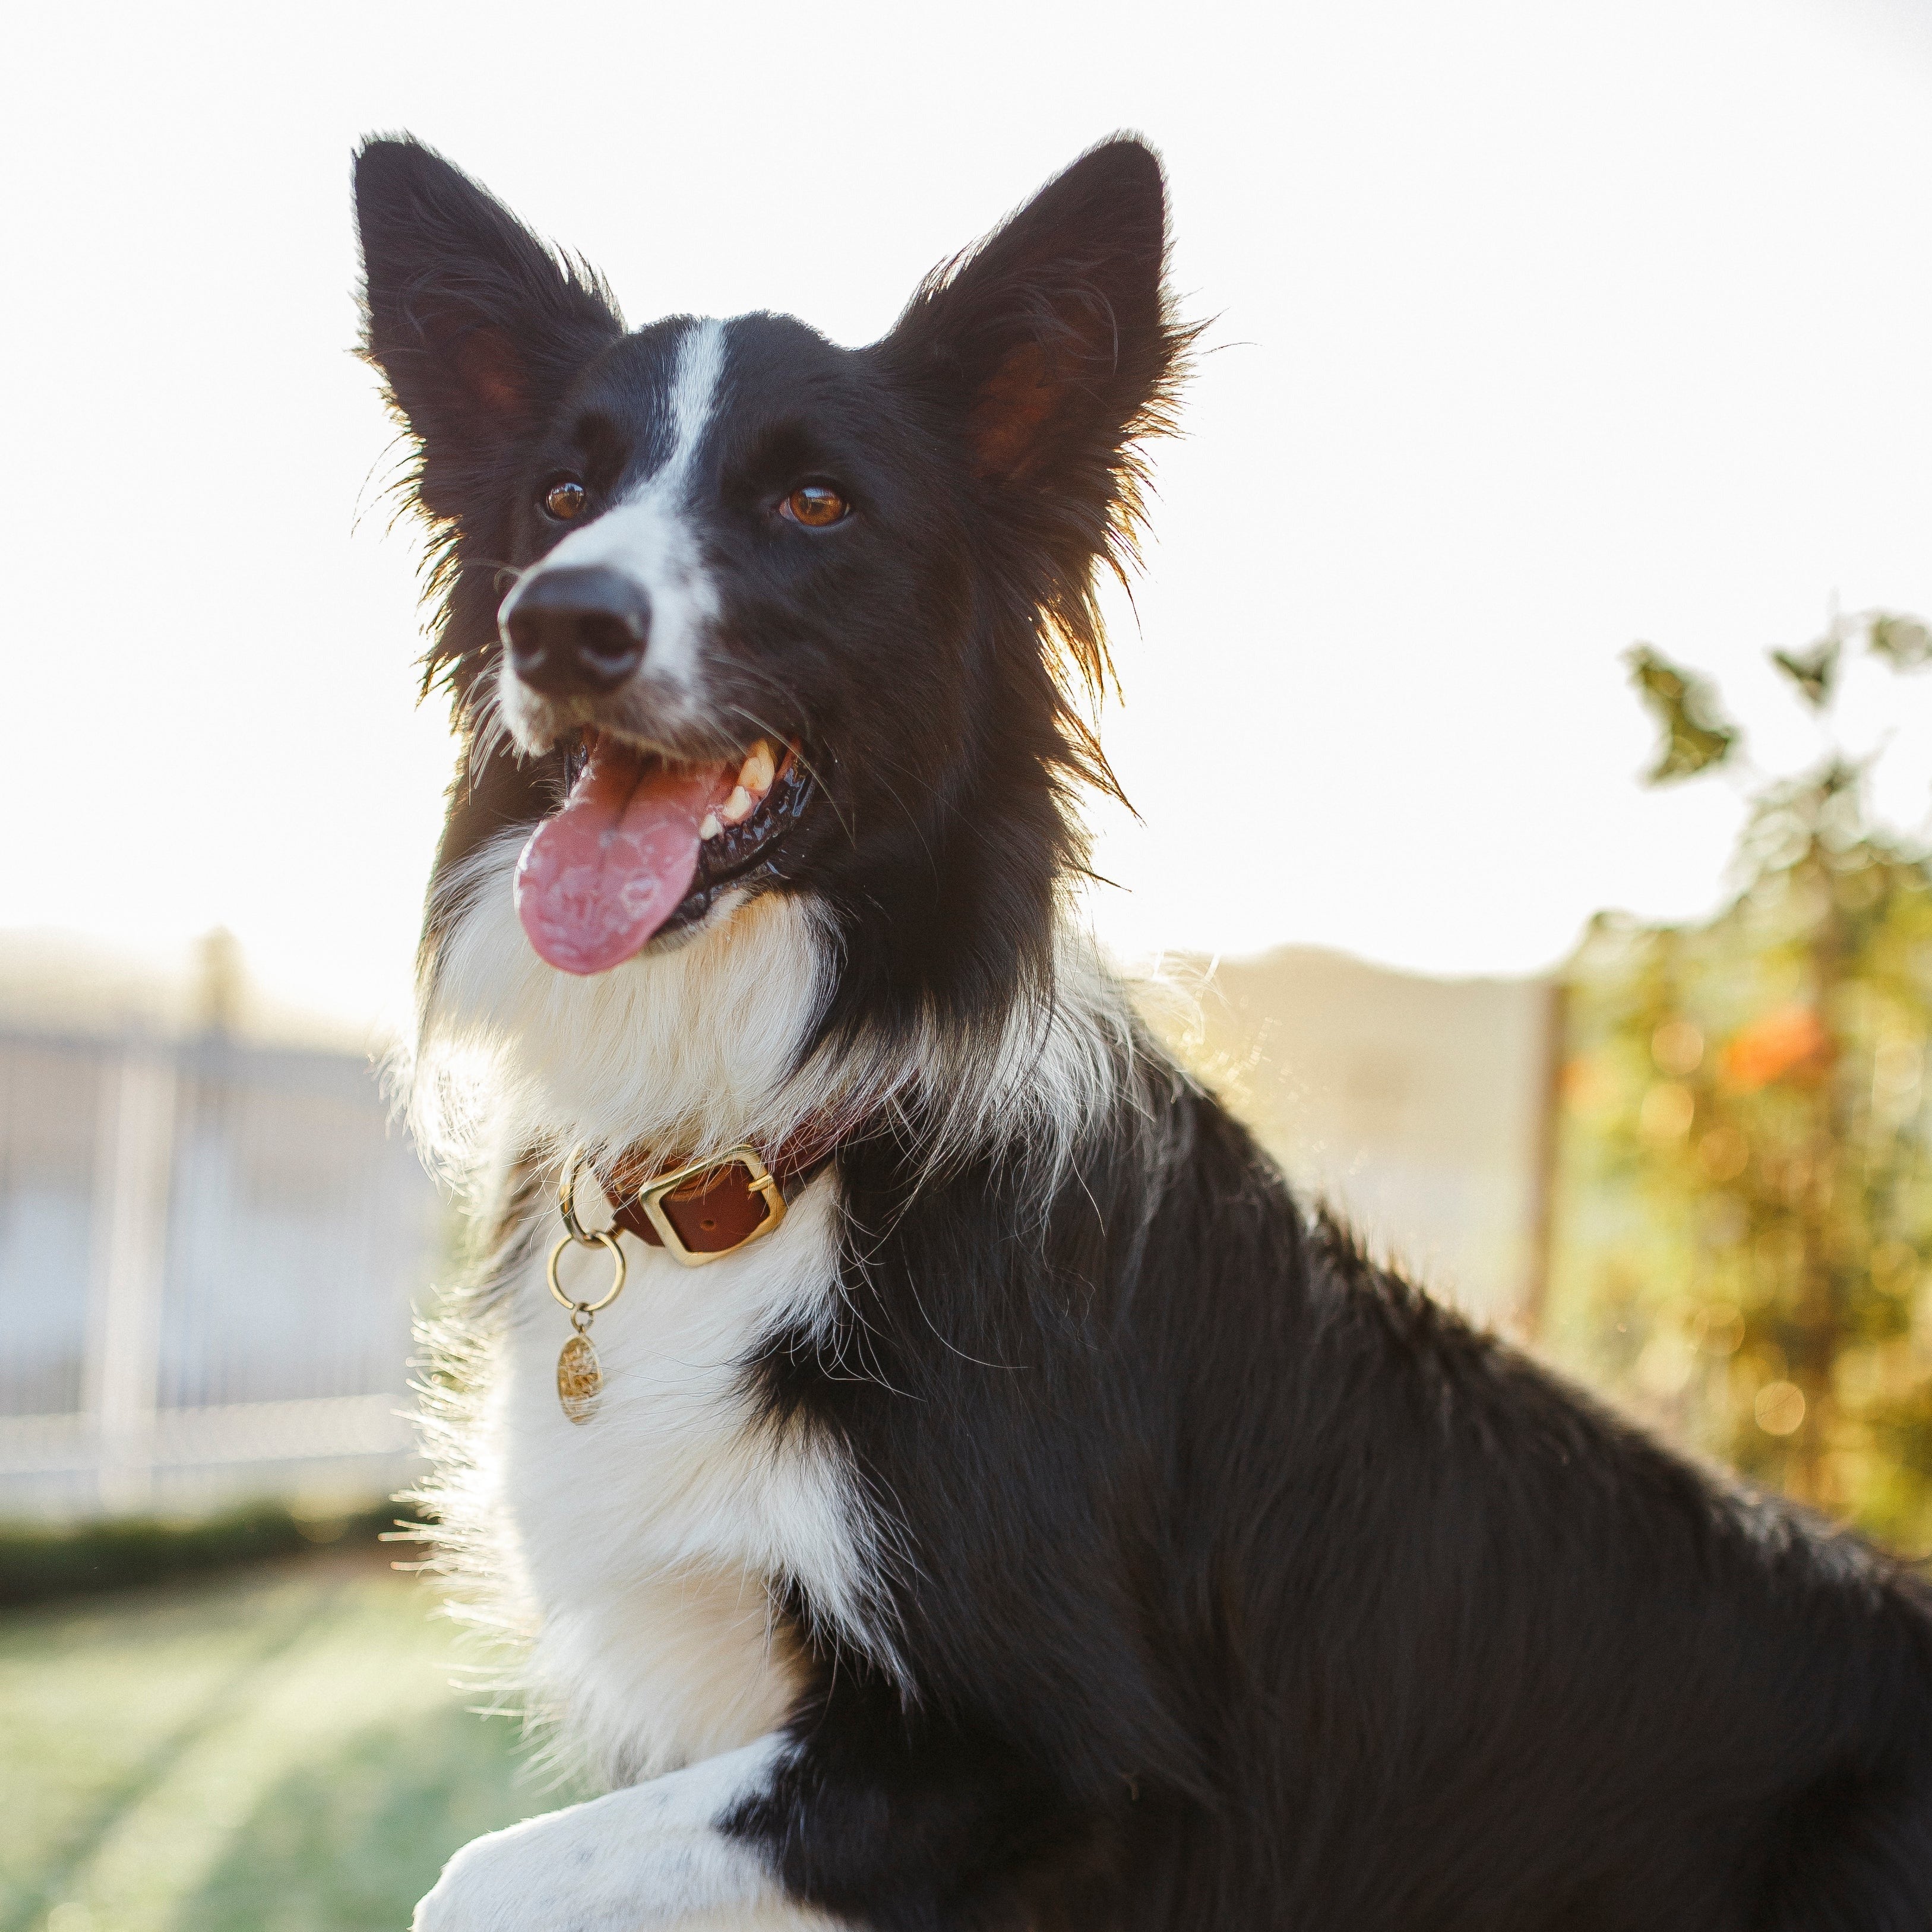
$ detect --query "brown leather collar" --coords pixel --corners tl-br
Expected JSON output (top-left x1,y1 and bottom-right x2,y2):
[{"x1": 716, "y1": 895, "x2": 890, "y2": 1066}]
[{"x1": 564, "y1": 1120, "x2": 846, "y2": 1266}]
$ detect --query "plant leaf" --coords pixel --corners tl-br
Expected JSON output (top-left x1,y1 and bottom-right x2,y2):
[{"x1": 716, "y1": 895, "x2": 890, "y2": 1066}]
[
  {"x1": 1626, "y1": 646, "x2": 1738, "y2": 784},
  {"x1": 1868, "y1": 612, "x2": 1932, "y2": 670},
  {"x1": 1770, "y1": 635, "x2": 1839, "y2": 710}
]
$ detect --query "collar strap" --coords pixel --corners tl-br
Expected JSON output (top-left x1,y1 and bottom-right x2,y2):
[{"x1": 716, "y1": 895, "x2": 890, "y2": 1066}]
[{"x1": 559, "y1": 1125, "x2": 843, "y2": 1268}]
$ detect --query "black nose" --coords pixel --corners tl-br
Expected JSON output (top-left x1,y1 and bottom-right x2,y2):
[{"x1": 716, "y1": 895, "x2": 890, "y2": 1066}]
[{"x1": 502, "y1": 567, "x2": 651, "y2": 695}]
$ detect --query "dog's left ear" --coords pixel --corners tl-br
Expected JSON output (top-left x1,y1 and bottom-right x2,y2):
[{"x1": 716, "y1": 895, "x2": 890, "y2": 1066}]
[{"x1": 883, "y1": 137, "x2": 1185, "y2": 503}]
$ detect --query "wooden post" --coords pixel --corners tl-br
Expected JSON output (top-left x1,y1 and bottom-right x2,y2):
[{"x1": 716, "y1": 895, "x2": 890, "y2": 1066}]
[{"x1": 1520, "y1": 975, "x2": 1569, "y2": 1340}]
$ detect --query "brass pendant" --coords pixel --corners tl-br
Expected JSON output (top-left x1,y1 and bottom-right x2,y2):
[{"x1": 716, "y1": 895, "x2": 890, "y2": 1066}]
[
  {"x1": 557, "y1": 1330, "x2": 602, "y2": 1425},
  {"x1": 546, "y1": 1227, "x2": 626, "y2": 1425}
]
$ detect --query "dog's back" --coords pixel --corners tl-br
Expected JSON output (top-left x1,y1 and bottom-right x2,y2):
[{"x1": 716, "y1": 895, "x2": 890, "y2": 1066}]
[{"x1": 777, "y1": 1061, "x2": 1932, "y2": 1928}]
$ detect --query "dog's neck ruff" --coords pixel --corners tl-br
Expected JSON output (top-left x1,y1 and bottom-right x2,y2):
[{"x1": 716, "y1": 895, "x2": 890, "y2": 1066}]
[{"x1": 412, "y1": 865, "x2": 1131, "y2": 1216}]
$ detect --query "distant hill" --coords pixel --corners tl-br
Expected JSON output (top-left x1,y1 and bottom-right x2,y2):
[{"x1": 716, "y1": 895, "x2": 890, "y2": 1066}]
[{"x1": 1143, "y1": 947, "x2": 1558, "y2": 1330}]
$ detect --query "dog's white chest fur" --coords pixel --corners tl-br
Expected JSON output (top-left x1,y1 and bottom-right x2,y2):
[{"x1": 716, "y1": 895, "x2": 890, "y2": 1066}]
[
  {"x1": 415, "y1": 869, "x2": 1118, "y2": 1790},
  {"x1": 475, "y1": 1175, "x2": 878, "y2": 1784}
]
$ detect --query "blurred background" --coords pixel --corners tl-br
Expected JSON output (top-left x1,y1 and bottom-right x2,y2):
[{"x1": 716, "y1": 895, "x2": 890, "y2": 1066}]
[{"x1": 5, "y1": 1, "x2": 1932, "y2": 1926}]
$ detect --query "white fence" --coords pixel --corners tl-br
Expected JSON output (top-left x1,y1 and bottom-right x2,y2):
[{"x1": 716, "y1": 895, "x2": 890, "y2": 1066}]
[{"x1": 0, "y1": 1027, "x2": 441, "y2": 1520}]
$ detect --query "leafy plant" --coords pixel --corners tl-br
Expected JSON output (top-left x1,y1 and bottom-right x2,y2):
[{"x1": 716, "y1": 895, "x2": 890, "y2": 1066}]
[{"x1": 1543, "y1": 610, "x2": 1932, "y2": 1549}]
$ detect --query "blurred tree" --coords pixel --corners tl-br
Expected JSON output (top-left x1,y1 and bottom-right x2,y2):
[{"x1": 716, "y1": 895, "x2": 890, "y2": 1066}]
[{"x1": 1542, "y1": 609, "x2": 1932, "y2": 1550}]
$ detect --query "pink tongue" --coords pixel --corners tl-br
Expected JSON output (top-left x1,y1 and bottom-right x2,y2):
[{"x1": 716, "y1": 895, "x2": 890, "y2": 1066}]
[{"x1": 515, "y1": 738, "x2": 732, "y2": 975}]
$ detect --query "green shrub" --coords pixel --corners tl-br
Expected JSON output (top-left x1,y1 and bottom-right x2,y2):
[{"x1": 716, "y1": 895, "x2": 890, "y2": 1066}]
[{"x1": 0, "y1": 1503, "x2": 403, "y2": 1608}]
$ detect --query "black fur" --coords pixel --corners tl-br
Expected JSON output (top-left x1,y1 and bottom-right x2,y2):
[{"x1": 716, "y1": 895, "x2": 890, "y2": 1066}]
[
  {"x1": 356, "y1": 135, "x2": 1932, "y2": 1928},
  {"x1": 750, "y1": 1074, "x2": 1932, "y2": 1928}
]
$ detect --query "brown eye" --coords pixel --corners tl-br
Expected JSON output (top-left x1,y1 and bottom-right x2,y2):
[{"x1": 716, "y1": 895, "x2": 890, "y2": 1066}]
[
  {"x1": 543, "y1": 480, "x2": 587, "y2": 520},
  {"x1": 782, "y1": 485, "x2": 849, "y2": 529}
]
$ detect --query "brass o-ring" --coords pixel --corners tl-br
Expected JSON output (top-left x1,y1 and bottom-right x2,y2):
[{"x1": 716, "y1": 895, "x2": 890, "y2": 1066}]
[{"x1": 546, "y1": 1231, "x2": 627, "y2": 1315}]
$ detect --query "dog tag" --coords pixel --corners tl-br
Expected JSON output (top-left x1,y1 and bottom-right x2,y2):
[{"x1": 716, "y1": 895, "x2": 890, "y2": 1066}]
[
  {"x1": 557, "y1": 1332, "x2": 602, "y2": 1425},
  {"x1": 546, "y1": 1223, "x2": 626, "y2": 1425}
]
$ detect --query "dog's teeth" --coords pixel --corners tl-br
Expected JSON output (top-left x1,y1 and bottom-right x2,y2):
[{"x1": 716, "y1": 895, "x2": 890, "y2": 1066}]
[
  {"x1": 738, "y1": 742, "x2": 776, "y2": 798},
  {"x1": 719, "y1": 786, "x2": 755, "y2": 826},
  {"x1": 698, "y1": 811, "x2": 722, "y2": 841}
]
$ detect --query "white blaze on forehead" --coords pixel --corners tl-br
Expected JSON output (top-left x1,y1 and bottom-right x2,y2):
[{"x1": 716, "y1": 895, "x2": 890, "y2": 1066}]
[{"x1": 505, "y1": 317, "x2": 728, "y2": 697}]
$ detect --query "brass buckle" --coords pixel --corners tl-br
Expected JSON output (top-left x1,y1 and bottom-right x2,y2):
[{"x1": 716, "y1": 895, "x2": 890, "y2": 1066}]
[{"x1": 635, "y1": 1143, "x2": 786, "y2": 1267}]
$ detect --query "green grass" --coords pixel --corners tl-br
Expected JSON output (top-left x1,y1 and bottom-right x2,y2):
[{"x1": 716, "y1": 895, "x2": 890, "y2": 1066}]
[{"x1": 0, "y1": 1551, "x2": 581, "y2": 1932}]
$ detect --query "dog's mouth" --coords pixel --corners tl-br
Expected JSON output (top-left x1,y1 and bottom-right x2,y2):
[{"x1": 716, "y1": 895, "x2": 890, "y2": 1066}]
[{"x1": 514, "y1": 729, "x2": 812, "y2": 974}]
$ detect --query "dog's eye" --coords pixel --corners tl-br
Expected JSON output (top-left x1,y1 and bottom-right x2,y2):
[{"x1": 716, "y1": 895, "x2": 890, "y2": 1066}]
[
  {"x1": 782, "y1": 485, "x2": 849, "y2": 529},
  {"x1": 542, "y1": 480, "x2": 588, "y2": 521}
]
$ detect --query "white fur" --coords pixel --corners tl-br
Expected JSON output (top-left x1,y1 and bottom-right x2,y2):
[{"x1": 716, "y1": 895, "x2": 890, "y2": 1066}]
[
  {"x1": 412, "y1": 1733, "x2": 844, "y2": 1931},
  {"x1": 415, "y1": 851, "x2": 833, "y2": 1182},
  {"x1": 408, "y1": 1125, "x2": 890, "y2": 1928},
  {"x1": 498, "y1": 318, "x2": 728, "y2": 748},
  {"x1": 492, "y1": 1171, "x2": 900, "y2": 1779}
]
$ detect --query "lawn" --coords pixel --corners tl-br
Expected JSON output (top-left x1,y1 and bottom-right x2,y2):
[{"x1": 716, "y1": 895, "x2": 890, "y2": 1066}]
[{"x1": 0, "y1": 1551, "x2": 579, "y2": 1932}]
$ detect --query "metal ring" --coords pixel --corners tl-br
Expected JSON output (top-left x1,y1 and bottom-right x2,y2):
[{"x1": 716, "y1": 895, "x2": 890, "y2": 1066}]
[
  {"x1": 557, "y1": 1143, "x2": 605, "y2": 1245},
  {"x1": 547, "y1": 1231, "x2": 626, "y2": 1315}
]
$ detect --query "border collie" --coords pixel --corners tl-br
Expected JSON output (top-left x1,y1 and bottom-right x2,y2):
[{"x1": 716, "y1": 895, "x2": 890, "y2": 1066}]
[{"x1": 355, "y1": 134, "x2": 1932, "y2": 1930}]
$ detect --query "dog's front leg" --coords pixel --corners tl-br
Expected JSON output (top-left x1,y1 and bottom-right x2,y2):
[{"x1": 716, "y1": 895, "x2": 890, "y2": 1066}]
[{"x1": 412, "y1": 1735, "x2": 837, "y2": 1931}]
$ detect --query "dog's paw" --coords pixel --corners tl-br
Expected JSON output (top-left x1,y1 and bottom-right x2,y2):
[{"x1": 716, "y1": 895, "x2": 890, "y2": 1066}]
[
  {"x1": 410, "y1": 1779, "x2": 780, "y2": 1932},
  {"x1": 410, "y1": 1813, "x2": 584, "y2": 1932},
  {"x1": 409, "y1": 1740, "x2": 820, "y2": 1931}
]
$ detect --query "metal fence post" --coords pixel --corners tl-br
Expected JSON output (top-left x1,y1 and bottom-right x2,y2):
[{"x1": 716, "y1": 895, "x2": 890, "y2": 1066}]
[{"x1": 83, "y1": 1041, "x2": 178, "y2": 1513}]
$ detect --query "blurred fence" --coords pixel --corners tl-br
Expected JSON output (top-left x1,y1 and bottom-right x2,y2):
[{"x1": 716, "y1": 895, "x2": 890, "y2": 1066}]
[
  {"x1": 0, "y1": 1025, "x2": 439, "y2": 1520},
  {"x1": 8, "y1": 940, "x2": 1557, "y2": 1525}
]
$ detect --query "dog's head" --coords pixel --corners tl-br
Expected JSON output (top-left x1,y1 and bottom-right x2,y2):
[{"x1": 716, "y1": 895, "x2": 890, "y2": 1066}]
[{"x1": 357, "y1": 135, "x2": 1187, "y2": 1047}]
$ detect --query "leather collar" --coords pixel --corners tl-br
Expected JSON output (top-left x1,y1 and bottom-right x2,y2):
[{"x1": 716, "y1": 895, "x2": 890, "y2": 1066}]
[{"x1": 564, "y1": 1119, "x2": 848, "y2": 1266}]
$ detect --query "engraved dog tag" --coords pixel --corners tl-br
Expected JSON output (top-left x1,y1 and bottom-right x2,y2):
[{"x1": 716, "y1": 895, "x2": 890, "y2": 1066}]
[{"x1": 557, "y1": 1332, "x2": 602, "y2": 1425}]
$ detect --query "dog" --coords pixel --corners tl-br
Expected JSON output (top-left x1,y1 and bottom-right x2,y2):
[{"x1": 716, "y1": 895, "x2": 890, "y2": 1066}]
[{"x1": 355, "y1": 133, "x2": 1932, "y2": 1930}]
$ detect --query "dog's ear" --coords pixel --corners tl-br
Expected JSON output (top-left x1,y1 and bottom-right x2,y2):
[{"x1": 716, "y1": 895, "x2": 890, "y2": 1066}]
[
  {"x1": 883, "y1": 138, "x2": 1186, "y2": 502},
  {"x1": 355, "y1": 136, "x2": 622, "y2": 518}
]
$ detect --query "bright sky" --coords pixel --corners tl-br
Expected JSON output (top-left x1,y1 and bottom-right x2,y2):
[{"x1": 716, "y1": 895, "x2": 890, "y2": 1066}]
[{"x1": 6, "y1": 0, "x2": 1932, "y2": 1034}]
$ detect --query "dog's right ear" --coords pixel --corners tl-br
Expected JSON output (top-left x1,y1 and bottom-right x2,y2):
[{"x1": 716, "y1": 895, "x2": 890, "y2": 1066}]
[{"x1": 354, "y1": 136, "x2": 622, "y2": 519}]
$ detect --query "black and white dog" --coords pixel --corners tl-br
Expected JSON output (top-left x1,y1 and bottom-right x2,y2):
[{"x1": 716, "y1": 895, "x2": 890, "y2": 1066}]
[{"x1": 356, "y1": 135, "x2": 1932, "y2": 1930}]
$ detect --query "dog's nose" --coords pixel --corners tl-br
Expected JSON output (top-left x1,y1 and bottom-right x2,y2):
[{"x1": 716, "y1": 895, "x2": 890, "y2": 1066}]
[{"x1": 502, "y1": 567, "x2": 651, "y2": 695}]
